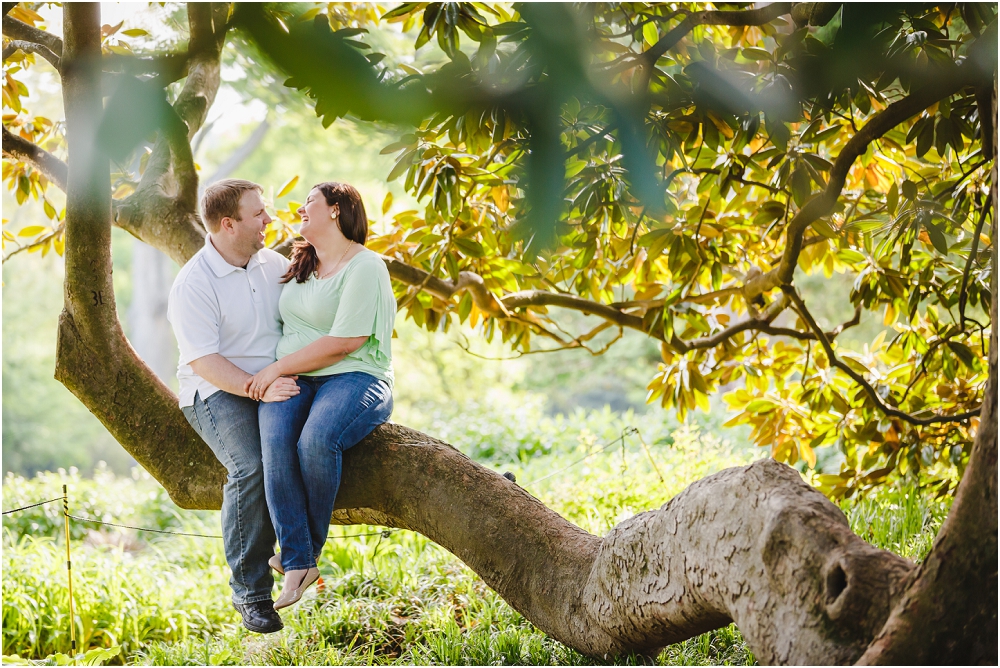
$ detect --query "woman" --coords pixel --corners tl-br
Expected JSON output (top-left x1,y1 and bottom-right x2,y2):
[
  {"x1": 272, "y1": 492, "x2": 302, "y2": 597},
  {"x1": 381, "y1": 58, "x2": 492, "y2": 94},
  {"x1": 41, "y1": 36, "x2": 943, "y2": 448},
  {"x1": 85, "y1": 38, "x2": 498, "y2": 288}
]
[{"x1": 245, "y1": 182, "x2": 395, "y2": 610}]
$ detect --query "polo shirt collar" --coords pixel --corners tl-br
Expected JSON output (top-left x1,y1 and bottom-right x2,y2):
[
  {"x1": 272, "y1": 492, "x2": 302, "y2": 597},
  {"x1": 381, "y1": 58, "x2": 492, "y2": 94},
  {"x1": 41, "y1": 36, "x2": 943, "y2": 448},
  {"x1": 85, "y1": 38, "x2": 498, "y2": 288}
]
[{"x1": 203, "y1": 235, "x2": 267, "y2": 277}]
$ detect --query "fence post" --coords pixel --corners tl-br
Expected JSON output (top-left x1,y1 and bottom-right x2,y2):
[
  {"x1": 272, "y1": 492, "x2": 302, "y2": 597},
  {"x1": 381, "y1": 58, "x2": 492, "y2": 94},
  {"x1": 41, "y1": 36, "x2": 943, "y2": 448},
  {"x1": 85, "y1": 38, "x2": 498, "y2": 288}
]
[{"x1": 62, "y1": 484, "x2": 77, "y2": 664}]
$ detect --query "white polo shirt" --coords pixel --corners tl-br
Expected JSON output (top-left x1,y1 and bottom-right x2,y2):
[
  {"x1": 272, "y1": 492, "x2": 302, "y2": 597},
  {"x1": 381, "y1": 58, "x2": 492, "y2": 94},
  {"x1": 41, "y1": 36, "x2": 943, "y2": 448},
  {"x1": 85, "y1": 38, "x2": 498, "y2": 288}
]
[{"x1": 167, "y1": 236, "x2": 289, "y2": 407}]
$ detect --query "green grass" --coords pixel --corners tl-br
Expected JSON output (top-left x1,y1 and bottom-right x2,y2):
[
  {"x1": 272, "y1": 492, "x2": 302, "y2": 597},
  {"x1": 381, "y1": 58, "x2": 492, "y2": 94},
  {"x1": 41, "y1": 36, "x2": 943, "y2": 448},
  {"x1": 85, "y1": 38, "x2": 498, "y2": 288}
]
[{"x1": 2, "y1": 410, "x2": 950, "y2": 666}]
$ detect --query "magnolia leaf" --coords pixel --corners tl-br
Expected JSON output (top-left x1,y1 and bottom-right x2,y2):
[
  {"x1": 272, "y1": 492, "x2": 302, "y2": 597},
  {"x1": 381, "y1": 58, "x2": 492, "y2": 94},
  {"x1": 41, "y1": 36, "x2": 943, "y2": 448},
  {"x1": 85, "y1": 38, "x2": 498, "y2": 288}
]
[{"x1": 276, "y1": 175, "x2": 299, "y2": 198}]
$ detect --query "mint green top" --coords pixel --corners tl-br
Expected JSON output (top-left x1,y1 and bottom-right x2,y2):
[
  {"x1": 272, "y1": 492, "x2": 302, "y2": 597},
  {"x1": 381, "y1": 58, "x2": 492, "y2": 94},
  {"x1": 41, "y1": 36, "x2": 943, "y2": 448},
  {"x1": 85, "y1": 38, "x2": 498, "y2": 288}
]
[{"x1": 275, "y1": 249, "x2": 396, "y2": 387}]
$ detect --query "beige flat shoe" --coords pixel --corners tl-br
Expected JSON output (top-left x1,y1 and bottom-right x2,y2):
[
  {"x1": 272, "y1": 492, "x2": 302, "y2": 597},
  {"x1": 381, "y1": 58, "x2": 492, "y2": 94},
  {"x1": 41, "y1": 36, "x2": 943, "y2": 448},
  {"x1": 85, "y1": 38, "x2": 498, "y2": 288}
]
[
  {"x1": 268, "y1": 553, "x2": 284, "y2": 575},
  {"x1": 273, "y1": 567, "x2": 320, "y2": 610}
]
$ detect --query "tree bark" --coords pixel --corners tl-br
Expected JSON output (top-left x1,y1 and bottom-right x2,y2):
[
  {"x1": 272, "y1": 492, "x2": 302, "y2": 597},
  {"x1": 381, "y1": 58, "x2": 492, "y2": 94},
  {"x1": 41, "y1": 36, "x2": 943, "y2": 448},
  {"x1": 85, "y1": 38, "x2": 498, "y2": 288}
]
[
  {"x1": 855, "y1": 77, "x2": 999, "y2": 667},
  {"x1": 46, "y1": 5, "x2": 996, "y2": 665},
  {"x1": 54, "y1": 2, "x2": 225, "y2": 509},
  {"x1": 326, "y1": 425, "x2": 914, "y2": 664}
]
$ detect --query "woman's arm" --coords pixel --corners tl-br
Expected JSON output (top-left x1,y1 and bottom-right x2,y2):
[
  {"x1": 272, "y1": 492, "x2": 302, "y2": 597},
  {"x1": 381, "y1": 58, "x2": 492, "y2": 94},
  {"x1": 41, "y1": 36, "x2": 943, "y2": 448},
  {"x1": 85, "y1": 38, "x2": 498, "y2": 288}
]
[{"x1": 245, "y1": 335, "x2": 368, "y2": 400}]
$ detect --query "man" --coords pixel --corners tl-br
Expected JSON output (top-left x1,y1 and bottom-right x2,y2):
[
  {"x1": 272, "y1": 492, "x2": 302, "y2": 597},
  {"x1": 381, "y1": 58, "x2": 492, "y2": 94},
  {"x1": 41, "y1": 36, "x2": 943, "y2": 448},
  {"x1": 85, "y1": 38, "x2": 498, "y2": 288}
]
[{"x1": 167, "y1": 179, "x2": 298, "y2": 633}]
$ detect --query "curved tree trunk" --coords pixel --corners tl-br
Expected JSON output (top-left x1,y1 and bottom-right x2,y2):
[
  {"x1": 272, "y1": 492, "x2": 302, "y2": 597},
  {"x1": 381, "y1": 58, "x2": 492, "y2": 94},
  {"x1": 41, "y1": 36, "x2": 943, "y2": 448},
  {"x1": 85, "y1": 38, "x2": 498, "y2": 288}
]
[
  {"x1": 51, "y1": 4, "x2": 997, "y2": 665},
  {"x1": 56, "y1": 3, "x2": 225, "y2": 509},
  {"x1": 855, "y1": 79, "x2": 999, "y2": 666},
  {"x1": 327, "y1": 427, "x2": 914, "y2": 663}
]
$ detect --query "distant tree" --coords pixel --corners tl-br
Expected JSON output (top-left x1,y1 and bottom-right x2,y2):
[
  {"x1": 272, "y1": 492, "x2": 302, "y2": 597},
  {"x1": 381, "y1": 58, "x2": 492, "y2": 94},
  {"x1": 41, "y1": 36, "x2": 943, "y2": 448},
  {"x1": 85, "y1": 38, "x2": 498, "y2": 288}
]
[{"x1": 2, "y1": 2, "x2": 995, "y2": 663}]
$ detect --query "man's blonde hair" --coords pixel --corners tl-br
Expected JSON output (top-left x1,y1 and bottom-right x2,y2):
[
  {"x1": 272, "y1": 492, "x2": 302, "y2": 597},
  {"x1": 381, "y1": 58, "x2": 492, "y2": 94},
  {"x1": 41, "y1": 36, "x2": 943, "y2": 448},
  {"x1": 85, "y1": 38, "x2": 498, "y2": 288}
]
[{"x1": 201, "y1": 179, "x2": 263, "y2": 233}]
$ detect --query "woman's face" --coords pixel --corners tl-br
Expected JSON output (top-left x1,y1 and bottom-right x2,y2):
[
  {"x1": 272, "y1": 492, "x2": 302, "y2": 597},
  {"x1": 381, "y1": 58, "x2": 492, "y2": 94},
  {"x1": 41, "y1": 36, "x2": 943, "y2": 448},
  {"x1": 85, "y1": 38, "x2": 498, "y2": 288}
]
[{"x1": 297, "y1": 188, "x2": 340, "y2": 243}]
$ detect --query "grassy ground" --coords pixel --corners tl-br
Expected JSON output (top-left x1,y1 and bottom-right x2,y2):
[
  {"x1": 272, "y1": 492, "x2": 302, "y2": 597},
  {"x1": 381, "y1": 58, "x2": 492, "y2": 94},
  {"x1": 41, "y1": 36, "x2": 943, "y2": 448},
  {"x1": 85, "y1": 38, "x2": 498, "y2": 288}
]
[{"x1": 2, "y1": 413, "x2": 950, "y2": 666}]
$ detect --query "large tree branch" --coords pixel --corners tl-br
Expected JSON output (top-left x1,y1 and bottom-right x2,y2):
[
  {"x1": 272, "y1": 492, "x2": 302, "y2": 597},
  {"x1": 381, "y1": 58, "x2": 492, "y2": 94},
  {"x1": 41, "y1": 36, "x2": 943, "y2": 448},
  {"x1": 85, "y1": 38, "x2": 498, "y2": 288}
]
[
  {"x1": 2, "y1": 38, "x2": 60, "y2": 70},
  {"x1": 1, "y1": 124, "x2": 68, "y2": 191},
  {"x1": 745, "y1": 54, "x2": 994, "y2": 302},
  {"x1": 118, "y1": 3, "x2": 229, "y2": 255},
  {"x1": 631, "y1": 3, "x2": 792, "y2": 72},
  {"x1": 858, "y1": 109, "x2": 998, "y2": 663},
  {"x1": 2, "y1": 14, "x2": 62, "y2": 55}
]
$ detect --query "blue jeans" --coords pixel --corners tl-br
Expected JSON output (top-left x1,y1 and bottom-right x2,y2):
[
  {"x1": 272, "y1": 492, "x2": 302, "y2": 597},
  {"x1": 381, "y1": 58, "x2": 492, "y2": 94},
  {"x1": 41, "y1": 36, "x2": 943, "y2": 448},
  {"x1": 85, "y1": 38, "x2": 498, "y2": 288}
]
[
  {"x1": 182, "y1": 391, "x2": 276, "y2": 605},
  {"x1": 259, "y1": 372, "x2": 393, "y2": 571}
]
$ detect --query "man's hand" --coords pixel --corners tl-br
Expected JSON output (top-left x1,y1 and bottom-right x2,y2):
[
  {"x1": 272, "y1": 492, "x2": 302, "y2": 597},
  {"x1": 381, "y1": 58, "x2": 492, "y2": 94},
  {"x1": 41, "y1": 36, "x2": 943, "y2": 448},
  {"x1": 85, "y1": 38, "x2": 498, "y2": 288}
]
[
  {"x1": 246, "y1": 362, "x2": 283, "y2": 401},
  {"x1": 261, "y1": 376, "x2": 300, "y2": 403}
]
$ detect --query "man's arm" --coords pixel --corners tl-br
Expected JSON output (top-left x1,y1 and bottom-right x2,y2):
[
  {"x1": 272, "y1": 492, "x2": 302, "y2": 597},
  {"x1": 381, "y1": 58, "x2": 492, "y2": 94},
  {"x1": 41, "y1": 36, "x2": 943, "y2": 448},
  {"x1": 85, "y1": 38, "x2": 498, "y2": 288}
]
[
  {"x1": 190, "y1": 353, "x2": 253, "y2": 396},
  {"x1": 191, "y1": 354, "x2": 300, "y2": 401}
]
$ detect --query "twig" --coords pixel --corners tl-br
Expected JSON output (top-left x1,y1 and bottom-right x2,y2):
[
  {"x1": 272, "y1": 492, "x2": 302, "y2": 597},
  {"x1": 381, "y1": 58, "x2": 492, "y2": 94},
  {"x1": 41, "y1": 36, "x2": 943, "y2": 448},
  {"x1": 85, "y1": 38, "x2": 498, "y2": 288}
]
[{"x1": 783, "y1": 285, "x2": 981, "y2": 426}]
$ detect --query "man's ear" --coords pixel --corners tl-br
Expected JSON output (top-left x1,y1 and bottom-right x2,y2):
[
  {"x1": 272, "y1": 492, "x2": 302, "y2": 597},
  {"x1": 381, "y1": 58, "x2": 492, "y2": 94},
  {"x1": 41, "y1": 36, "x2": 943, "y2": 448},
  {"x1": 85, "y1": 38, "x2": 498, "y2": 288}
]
[{"x1": 219, "y1": 216, "x2": 235, "y2": 233}]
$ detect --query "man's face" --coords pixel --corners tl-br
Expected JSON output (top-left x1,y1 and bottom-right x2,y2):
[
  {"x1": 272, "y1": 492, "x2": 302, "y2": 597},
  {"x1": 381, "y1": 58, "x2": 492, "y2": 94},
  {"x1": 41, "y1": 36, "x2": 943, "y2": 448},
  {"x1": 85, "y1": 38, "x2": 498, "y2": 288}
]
[{"x1": 230, "y1": 190, "x2": 271, "y2": 256}]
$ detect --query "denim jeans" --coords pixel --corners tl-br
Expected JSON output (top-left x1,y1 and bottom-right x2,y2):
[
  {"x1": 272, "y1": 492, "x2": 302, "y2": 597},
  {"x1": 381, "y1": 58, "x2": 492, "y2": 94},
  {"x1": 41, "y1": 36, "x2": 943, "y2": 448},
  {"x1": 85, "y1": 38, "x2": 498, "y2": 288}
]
[
  {"x1": 182, "y1": 391, "x2": 276, "y2": 605},
  {"x1": 259, "y1": 372, "x2": 393, "y2": 572}
]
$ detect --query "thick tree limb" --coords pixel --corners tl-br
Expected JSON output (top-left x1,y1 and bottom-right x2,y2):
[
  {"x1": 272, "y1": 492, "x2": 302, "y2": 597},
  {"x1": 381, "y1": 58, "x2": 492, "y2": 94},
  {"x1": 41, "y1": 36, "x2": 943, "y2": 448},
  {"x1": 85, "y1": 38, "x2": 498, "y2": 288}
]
[
  {"x1": 783, "y1": 285, "x2": 982, "y2": 426},
  {"x1": 117, "y1": 3, "x2": 229, "y2": 259},
  {"x1": 858, "y1": 117, "x2": 998, "y2": 664},
  {"x1": 2, "y1": 38, "x2": 60, "y2": 69},
  {"x1": 2, "y1": 14, "x2": 62, "y2": 55},
  {"x1": 639, "y1": 4, "x2": 792, "y2": 69},
  {"x1": 1, "y1": 125, "x2": 68, "y2": 191},
  {"x1": 56, "y1": 2, "x2": 215, "y2": 506},
  {"x1": 162, "y1": 105, "x2": 198, "y2": 214}
]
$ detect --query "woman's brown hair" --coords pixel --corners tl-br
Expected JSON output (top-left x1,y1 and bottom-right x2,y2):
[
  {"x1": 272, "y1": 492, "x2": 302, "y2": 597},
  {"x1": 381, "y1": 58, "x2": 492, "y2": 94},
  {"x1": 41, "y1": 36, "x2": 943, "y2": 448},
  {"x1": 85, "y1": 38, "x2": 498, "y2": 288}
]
[{"x1": 281, "y1": 182, "x2": 369, "y2": 284}]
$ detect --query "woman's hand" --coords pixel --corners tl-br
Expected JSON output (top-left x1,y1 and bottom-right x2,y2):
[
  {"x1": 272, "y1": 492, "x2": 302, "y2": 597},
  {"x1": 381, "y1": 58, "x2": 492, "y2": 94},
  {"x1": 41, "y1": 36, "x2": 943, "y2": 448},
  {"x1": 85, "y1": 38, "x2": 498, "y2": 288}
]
[
  {"x1": 246, "y1": 363, "x2": 283, "y2": 401},
  {"x1": 260, "y1": 376, "x2": 300, "y2": 403}
]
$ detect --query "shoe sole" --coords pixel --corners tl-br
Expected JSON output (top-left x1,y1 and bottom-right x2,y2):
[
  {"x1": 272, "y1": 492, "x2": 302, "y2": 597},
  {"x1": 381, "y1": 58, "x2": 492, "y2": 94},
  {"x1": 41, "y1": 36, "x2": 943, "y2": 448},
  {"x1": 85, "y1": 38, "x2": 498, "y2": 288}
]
[
  {"x1": 242, "y1": 619, "x2": 283, "y2": 634},
  {"x1": 233, "y1": 603, "x2": 284, "y2": 634},
  {"x1": 273, "y1": 570, "x2": 320, "y2": 610}
]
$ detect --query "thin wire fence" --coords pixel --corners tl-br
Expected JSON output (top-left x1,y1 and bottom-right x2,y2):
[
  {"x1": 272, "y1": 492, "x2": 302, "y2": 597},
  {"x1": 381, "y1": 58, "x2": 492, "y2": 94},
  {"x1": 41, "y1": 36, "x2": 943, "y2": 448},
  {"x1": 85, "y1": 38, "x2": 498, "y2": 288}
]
[{"x1": 2, "y1": 427, "x2": 659, "y2": 663}]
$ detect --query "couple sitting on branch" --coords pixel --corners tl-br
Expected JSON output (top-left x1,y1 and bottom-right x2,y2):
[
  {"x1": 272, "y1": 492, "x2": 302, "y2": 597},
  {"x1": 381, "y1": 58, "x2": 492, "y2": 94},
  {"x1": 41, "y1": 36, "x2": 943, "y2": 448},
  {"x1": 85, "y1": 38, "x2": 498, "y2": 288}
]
[{"x1": 167, "y1": 178, "x2": 396, "y2": 633}]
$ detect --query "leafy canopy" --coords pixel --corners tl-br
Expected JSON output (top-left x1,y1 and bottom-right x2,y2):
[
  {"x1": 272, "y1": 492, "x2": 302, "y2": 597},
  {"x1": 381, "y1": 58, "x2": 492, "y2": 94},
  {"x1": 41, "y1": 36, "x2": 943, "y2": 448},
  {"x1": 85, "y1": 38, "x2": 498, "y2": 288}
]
[{"x1": 2, "y1": 2, "x2": 996, "y2": 498}]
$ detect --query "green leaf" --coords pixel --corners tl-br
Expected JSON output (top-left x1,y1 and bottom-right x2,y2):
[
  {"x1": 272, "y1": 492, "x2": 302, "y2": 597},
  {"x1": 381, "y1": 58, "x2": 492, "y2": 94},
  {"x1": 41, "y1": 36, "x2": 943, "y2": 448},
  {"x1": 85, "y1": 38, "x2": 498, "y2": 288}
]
[
  {"x1": 837, "y1": 248, "x2": 866, "y2": 264},
  {"x1": 901, "y1": 180, "x2": 918, "y2": 200},
  {"x1": 454, "y1": 237, "x2": 485, "y2": 257},
  {"x1": 642, "y1": 21, "x2": 658, "y2": 47},
  {"x1": 947, "y1": 341, "x2": 976, "y2": 369},
  {"x1": 916, "y1": 120, "x2": 934, "y2": 158},
  {"x1": 923, "y1": 221, "x2": 949, "y2": 254},
  {"x1": 382, "y1": 191, "x2": 393, "y2": 215},
  {"x1": 741, "y1": 47, "x2": 772, "y2": 61},
  {"x1": 790, "y1": 166, "x2": 811, "y2": 206},
  {"x1": 121, "y1": 28, "x2": 148, "y2": 37},
  {"x1": 886, "y1": 181, "x2": 898, "y2": 216}
]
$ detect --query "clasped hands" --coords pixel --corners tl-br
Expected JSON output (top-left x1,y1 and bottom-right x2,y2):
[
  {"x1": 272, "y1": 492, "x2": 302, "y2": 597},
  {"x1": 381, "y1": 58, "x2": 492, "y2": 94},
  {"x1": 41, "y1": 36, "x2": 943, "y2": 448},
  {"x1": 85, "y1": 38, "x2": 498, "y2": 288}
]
[{"x1": 245, "y1": 362, "x2": 299, "y2": 402}]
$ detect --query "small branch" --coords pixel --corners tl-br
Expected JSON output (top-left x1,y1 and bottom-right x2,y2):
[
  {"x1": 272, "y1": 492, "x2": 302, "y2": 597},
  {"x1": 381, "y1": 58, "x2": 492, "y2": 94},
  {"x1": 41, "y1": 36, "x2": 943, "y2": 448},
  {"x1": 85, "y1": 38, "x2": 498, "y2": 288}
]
[
  {"x1": 669, "y1": 294, "x2": 789, "y2": 352},
  {"x1": 783, "y1": 286, "x2": 981, "y2": 426},
  {"x1": 688, "y1": 167, "x2": 786, "y2": 194},
  {"x1": 1, "y1": 222, "x2": 64, "y2": 262},
  {"x1": 959, "y1": 194, "x2": 990, "y2": 328},
  {"x1": 2, "y1": 39, "x2": 61, "y2": 70},
  {"x1": 2, "y1": 15, "x2": 62, "y2": 55},
  {"x1": 1, "y1": 125, "x2": 68, "y2": 191}
]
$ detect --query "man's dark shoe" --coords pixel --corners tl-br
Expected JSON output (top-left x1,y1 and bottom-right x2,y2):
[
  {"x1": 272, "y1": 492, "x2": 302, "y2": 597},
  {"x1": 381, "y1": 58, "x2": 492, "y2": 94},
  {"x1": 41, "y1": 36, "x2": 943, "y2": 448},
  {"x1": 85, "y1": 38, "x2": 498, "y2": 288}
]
[{"x1": 233, "y1": 600, "x2": 283, "y2": 634}]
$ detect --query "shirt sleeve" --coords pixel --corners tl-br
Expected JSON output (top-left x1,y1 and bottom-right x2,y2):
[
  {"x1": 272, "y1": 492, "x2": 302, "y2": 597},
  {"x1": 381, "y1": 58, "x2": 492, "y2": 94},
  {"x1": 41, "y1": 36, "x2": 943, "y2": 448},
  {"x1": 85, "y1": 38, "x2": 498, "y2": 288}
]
[
  {"x1": 168, "y1": 280, "x2": 221, "y2": 365},
  {"x1": 328, "y1": 258, "x2": 382, "y2": 339}
]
